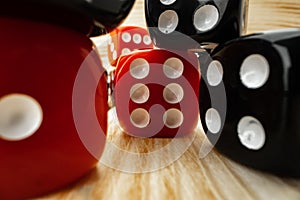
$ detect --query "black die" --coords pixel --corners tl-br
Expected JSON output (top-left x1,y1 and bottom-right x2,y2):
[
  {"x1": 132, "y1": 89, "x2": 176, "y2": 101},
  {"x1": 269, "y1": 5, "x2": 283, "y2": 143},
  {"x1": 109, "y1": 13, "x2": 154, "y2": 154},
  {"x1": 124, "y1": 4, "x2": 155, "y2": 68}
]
[
  {"x1": 199, "y1": 29, "x2": 300, "y2": 177},
  {"x1": 145, "y1": 0, "x2": 247, "y2": 49},
  {"x1": 0, "y1": 0, "x2": 135, "y2": 36}
]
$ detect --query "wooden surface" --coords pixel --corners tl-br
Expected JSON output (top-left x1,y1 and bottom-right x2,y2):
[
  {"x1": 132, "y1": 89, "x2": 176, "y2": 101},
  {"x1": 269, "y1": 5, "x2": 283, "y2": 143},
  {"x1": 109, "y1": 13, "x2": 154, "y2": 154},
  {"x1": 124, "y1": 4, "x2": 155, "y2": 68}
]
[{"x1": 38, "y1": 0, "x2": 300, "y2": 199}]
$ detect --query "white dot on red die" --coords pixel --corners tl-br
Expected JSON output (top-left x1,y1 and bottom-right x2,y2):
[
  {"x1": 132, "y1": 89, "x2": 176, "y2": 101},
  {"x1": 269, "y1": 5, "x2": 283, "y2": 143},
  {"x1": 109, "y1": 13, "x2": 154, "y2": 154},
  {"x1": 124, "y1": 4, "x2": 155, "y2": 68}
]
[
  {"x1": 122, "y1": 32, "x2": 131, "y2": 43},
  {"x1": 130, "y1": 58, "x2": 150, "y2": 79},
  {"x1": 121, "y1": 48, "x2": 131, "y2": 55},
  {"x1": 107, "y1": 35, "x2": 112, "y2": 45},
  {"x1": 163, "y1": 57, "x2": 184, "y2": 79},
  {"x1": 110, "y1": 43, "x2": 115, "y2": 52},
  {"x1": 133, "y1": 34, "x2": 142, "y2": 44},
  {"x1": 130, "y1": 108, "x2": 150, "y2": 128},
  {"x1": 0, "y1": 93, "x2": 43, "y2": 141},
  {"x1": 112, "y1": 50, "x2": 117, "y2": 60},
  {"x1": 163, "y1": 108, "x2": 183, "y2": 129},
  {"x1": 130, "y1": 83, "x2": 150, "y2": 104},
  {"x1": 163, "y1": 83, "x2": 184, "y2": 104},
  {"x1": 143, "y1": 35, "x2": 152, "y2": 45}
]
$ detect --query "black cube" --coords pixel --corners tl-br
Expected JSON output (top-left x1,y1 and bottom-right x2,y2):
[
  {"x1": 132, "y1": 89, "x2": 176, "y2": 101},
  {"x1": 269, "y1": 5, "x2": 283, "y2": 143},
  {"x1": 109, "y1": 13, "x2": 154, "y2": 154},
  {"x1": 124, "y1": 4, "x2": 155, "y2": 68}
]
[
  {"x1": 145, "y1": 0, "x2": 247, "y2": 49},
  {"x1": 199, "y1": 29, "x2": 300, "y2": 177}
]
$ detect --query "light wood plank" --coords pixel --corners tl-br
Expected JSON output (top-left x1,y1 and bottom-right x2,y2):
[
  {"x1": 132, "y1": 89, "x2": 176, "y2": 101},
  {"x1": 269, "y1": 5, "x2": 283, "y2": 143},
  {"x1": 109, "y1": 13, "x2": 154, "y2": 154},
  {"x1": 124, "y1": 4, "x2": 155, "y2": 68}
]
[{"x1": 248, "y1": 0, "x2": 300, "y2": 33}]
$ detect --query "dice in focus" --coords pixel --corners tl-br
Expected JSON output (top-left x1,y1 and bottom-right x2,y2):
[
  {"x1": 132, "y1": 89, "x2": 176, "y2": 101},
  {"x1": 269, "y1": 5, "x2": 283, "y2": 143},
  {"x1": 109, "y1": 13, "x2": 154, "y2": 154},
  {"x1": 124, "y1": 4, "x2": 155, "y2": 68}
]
[
  {"x1": 199, "y1": 28, "x2": 300, "y2": 177},
  {"x1": 114, "y1": 49, "x2": 200, "y2": 138}
]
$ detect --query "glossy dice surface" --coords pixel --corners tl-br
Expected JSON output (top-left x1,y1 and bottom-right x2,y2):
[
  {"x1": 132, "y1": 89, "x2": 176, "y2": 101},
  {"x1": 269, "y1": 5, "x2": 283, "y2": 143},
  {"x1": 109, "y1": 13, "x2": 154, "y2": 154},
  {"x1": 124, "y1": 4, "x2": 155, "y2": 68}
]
[
  {"x1": 0, "y1": 17, "x2": 107, "y2": 199},
  {"x1": 114, "y1": 49, "x2": 200, "y2": 138},
  {"x1": 199, "y1": 28, "x2": 300, "y2": 177},
  {"x1": 0, "y1": 0, "x2": 135, "y2": 36},
  {"x1": 108, "y1": 26, "x2": 154, "y2": 66},
  {"x1": 145, "y1": 0, "x2": 247, "y2": 49}
]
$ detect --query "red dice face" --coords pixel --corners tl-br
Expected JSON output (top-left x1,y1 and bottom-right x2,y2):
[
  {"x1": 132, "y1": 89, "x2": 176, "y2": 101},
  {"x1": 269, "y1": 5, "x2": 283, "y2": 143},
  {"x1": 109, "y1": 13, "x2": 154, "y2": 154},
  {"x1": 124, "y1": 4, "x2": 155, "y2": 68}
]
[
  {"x1": 107, "y1": 26, "x2": 154, "y2": 66},
  {"x1": 0, "y1": 17, "x2": 107, "y2": 199},
  {"x1": 114, "y1": 49, "x2": 200, "y2": 138}
]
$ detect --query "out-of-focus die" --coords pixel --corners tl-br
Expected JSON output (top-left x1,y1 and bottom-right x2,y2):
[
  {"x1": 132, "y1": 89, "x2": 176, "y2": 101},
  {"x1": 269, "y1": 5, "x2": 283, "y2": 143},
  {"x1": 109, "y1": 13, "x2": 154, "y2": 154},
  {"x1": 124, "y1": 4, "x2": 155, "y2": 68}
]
[
  {"x1": 107, "y1": 26, "x2": 154, "y2": 66},
  {"x1": 1, "y1": 0, "x2": 135, "y2": 36},
  {"x1": 199, "y1": 28, "x2": 300, "y2": 177},
  {"x1": 0, "y1": 17, "x2": 107, "y2": 199},
  {"x1": 114, "y1": 49, "x2": 200, "y2": 138},
  {"x1": 145, "y1": 0, "x2": 248, "y2": 49}
]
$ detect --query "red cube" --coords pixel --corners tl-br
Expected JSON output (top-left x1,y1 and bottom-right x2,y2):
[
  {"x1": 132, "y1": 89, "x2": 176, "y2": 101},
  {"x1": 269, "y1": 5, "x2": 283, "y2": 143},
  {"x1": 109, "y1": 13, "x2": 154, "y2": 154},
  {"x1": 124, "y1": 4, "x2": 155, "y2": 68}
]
[
  {"x1": 0, "y1": 17, "x2": 107, "y2": 200},
  {"x1": 114, "y1": 49, "x2": 200, "y2": 138},
  {"x1": 107, "y1": 26, "x2": 154, "y2": 66}
]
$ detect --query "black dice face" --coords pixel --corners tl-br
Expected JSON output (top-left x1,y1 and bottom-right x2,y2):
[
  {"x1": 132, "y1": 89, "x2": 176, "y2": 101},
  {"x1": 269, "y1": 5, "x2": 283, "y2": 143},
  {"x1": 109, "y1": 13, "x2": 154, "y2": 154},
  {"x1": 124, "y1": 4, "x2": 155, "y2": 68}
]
[
  {"x1": 199, "y1": 28, "x2": 300, "y2": 177},
  {"x1": 145, "y1": 0, "x2": 247, "y2": 49},
  {"x1": 0, "y1": 0, "x2": 135, "y2": 36}
]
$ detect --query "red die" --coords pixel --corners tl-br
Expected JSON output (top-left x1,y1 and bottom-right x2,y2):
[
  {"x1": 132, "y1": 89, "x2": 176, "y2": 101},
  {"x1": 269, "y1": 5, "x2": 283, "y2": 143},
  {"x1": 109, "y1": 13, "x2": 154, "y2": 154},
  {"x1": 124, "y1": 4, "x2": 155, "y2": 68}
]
[
  {"x1": 107, "y1": 26, "x2": 154, "y2": 66},
  {"x1": 114, "y1": 49, "x2": 200, "y2": 138},
  {"x1": 0, "y1": 17, "x2": 107, "y2": 199}
]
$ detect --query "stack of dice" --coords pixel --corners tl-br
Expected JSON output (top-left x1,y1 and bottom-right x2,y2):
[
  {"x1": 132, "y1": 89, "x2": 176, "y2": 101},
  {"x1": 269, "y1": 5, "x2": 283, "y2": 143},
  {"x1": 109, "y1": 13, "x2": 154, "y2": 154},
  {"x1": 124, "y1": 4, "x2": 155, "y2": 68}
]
[
  {"x1": 109, "y1": 0, "x2": 300, "y2": 178},
  {"x1": 0, "y1": 0, "x2": 135, "y2": 199}
]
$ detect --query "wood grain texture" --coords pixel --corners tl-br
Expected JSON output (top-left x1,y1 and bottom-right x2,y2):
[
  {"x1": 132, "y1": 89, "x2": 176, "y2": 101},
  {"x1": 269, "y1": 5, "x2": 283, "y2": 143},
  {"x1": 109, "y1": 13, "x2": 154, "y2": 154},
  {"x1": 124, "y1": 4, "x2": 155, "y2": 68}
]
[
  {"x1": 247, "y1": 0, "x2": 300, "y2": 33},
  {"x1": 38, "y1": 0, "x2": 300, "y2": 199},
  {"x1": 38, "y1": 109, "x2": 300, "y2": 200}
]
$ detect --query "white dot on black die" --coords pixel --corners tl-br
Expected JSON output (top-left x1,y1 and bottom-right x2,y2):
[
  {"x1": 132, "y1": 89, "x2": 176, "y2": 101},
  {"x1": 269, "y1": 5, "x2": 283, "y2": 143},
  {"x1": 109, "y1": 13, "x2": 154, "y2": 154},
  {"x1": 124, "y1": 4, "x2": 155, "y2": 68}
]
[
  {"x1": 160, "y1": 0, "x2": 176, "y2": 5},
  {"x1": 205, "y1": 108, "x2": 221, "y2": 134},
  {"x1": 237, "y1": 116, "x2": 266, "y2": 150},
  {"x1": 207, "y1": 60, "x2": 223, "y2": 87},
  {"x1": 158, "y1": 10, "x2": 179, "y2": 34},
  {"x1": 193, "y1": 5, "x2": 219, "y2": 32},
  {"x1": 240, "y1": 54, "x2": 270, "y2": 89}
]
